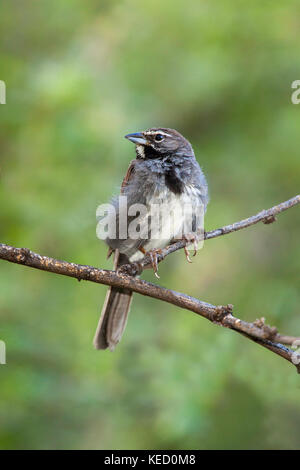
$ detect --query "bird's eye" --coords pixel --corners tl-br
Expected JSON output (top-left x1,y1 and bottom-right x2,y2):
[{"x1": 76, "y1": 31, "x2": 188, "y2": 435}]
[{"x1": 154, "y1": 133, "x2": 164, "y2": 142}]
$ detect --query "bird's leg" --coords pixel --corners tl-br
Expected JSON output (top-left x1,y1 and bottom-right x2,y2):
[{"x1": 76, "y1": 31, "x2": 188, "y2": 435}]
[
  {"x1": 140, "y1": 247, "x2": 164, "y2": 279},
  {"x1": 182, "y1": 233, "x2": 199, "y2": 262},
  {"x1": 184, "y1": 246, "x2": 192, "y2": 263}
]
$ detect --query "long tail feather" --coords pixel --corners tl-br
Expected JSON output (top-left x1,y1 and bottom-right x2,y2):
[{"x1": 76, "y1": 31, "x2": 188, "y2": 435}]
[{"x1": 93, "y1": 251, "x2": 133, "y2": 350}]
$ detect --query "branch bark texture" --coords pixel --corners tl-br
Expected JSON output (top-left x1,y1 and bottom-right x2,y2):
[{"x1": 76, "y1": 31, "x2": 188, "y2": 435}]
[{"x1": 0, "y1": 195, "x2": 299, "y2": 372}]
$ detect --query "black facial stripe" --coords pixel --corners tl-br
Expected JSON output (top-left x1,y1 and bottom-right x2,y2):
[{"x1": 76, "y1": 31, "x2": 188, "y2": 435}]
[{"x1": 143, "y1": 145, "x2": 164, "y2": 160}]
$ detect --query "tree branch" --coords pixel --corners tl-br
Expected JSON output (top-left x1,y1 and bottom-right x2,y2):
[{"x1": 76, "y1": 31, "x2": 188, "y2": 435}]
[
  {"x1": 0, "y1": 195, "x2": 299, "y2": 372},
  {"x1": 139, "y1": 194, "x2": 300, "y2": 271}
]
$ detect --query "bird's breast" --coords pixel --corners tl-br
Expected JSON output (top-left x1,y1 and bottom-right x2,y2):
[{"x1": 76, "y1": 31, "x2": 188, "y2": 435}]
[
  {"x1": 145, "y1": 184, "x2": 203, "y2": 240},
  {"x1": 126, "y1": 183, "x2": 205, "y2": 262}
]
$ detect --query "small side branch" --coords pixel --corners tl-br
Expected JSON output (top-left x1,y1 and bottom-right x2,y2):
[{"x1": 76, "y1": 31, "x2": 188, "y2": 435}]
[{"x1": 139, "y1": 194, "x2": 300, "y2": 270}]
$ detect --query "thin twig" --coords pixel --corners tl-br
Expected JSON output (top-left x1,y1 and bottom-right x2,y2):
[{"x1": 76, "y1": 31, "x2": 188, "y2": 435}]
[
  {"x1": 138, "y1": 194, "x2": 300, "y2": 271},
  {"x1": 0, "y1": 195, "x2": 299, "y2": 371}
]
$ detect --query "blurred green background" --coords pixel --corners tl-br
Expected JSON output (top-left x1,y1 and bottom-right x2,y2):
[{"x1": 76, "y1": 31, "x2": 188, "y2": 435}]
[{"x1": 0, "y1": 0, "x2": 299, "y2": 450}]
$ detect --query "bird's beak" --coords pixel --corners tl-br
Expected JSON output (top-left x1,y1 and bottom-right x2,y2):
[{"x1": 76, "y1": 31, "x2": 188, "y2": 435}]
[{"x1": 125, "y1": 132, "x2": 148, "y2": 145}]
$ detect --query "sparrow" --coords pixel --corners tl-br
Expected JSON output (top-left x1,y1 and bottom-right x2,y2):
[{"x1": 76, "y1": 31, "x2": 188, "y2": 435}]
[{"x1": 93, "y1": 128, "x2": 209, "y2": 350}]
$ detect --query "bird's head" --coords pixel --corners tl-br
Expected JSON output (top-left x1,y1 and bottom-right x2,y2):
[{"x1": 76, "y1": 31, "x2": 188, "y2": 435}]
[{"x1": 125, "y1": 128, "x2": 194, "y2": 160}]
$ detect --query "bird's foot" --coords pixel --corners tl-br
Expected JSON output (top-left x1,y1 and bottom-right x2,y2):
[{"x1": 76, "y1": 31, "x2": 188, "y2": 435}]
[
  {"x1": 182, "y1": 233, "x2": 199, "y2": 263},
  {"x1": 145, "y1": 248, "x2": 164, "y2": 279}
]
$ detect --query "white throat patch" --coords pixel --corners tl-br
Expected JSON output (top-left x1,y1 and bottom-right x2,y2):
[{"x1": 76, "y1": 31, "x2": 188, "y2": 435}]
[{"x1": 136, "y1": 145, "x2": 145, "y2": 159}]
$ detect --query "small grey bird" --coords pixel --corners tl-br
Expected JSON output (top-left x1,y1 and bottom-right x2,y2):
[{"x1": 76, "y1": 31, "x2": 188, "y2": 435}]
[{"x1": 93, "y1": 128, "x2": 208, "y2": 350}]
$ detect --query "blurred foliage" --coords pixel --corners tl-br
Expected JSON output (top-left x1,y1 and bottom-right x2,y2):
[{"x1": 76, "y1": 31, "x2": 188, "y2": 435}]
[{"x1": 0, "y1": 0, "x2": 300, "y2": 450}]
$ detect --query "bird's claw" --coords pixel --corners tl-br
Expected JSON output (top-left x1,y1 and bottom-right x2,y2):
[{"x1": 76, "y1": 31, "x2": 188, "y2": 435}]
[
  {"x1": 147, "y1": 249, "x2": 163, "y2": 279},
  {"x1": 193, "y1": 238, "x2": 198, "y2": 257},
  {"x1": 184, "y1": 246, "x2": 192, "y2": 263},
  {"x1": 182, "y1": 233, "x2": 199, "y2": 262}
]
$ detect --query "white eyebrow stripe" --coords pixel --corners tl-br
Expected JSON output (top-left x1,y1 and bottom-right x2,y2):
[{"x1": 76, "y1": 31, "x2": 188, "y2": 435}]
[{"x1": 145, "y1": 130, "x2": 172, "y2": 137}]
